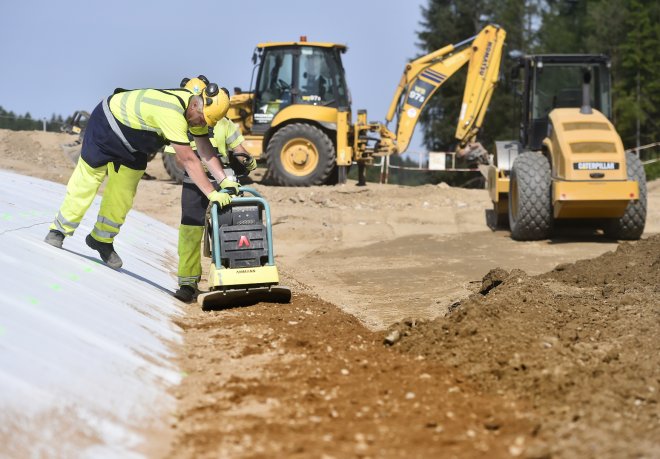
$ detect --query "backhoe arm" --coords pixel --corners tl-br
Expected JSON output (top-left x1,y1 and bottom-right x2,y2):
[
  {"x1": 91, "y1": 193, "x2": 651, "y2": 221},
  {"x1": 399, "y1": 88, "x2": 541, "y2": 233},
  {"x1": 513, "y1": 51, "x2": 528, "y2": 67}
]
[{"x1": 386, "y1": 25, "x2": 506, "y2": 153}]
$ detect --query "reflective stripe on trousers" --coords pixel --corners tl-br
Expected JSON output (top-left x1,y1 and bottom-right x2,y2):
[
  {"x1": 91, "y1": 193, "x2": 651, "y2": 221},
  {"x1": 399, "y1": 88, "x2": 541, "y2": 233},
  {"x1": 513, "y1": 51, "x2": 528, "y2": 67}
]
[
  {"x1": 50, "y1": 157, "x2": 107, "y2": 235},
  {"x1": 177, "y1": 224, "x2": 204, "y2": 287},
  {"x1": 91, "y1": 163, "x2": 145, "y2": 243}
]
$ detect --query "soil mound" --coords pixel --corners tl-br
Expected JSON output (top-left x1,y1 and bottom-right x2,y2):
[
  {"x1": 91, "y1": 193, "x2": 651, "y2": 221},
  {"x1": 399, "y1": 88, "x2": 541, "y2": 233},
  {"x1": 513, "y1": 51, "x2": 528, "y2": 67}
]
[
  {"x1": 0, "y1": 129, "x2": 75, "y2": 184},
  {"x1": 390, "y1": 234, "x2": 660, "y2": 458}
]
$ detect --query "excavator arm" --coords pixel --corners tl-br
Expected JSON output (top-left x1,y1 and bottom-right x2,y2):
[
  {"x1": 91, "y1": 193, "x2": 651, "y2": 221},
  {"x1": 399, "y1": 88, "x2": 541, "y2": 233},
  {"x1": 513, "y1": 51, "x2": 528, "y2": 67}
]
[{"x1": 385, "y1": 24, "x2": 506, "y2": 153}]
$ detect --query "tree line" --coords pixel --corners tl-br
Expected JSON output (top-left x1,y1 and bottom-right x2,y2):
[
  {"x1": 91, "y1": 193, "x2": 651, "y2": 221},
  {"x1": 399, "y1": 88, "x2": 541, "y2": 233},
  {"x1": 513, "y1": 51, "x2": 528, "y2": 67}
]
[
  {"x1": 0, "y1": 106, "x2": 67, "y2": 132},
  {"x1": 416, "y1": 0, "x2": 659, "y2": 154}
]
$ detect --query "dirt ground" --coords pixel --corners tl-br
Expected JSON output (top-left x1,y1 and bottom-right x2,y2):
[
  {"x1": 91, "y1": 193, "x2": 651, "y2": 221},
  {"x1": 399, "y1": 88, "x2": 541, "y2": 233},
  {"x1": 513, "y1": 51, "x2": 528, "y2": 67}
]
[{"x1": 2, "y1": 129, "x2": 659, "y2": 458}]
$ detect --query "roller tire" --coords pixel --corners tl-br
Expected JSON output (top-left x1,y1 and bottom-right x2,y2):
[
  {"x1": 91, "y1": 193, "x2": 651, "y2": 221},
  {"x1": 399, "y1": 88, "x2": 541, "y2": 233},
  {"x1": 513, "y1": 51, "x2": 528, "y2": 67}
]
[
  {"x1": 508, "y1": 152, "x2": 553, "y2": 240},
  {"x1": 603, "y1": 152, "x2": 647, "y2": 240},
  {"x1": 163, "y1": 152, "x2": 185, "y2": 184},
  {"x1": 266, "y1": 123, "x2": 335, "y2": 186}
]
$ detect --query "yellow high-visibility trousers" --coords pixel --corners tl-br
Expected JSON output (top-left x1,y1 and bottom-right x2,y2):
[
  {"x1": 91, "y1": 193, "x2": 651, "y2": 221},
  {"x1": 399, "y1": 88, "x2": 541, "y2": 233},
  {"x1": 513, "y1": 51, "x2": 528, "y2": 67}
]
[
  {"x1": 50, "y1": 157, "x2": 144, "y2": 243},
  {"x1": 177, "y1": 224, "x2": 204, "y2": 287}
]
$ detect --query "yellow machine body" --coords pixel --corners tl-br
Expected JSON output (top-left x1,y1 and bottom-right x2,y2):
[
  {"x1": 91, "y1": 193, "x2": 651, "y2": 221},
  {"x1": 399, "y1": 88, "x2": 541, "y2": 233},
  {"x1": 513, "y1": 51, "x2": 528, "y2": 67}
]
[
  {"x1": 488, "y1": 109, "x2": 640, "y2": 221},
  {"x1": 207, "y1": 264, "x2": 280, "y2": 289},
  {"x1": 545, "y1": 108, "x2": 638, "y2": 218},
  {"x1": 224, "y1": 27, "x2": 506, "y2": 186},
  {"x1": 485, "y1": 54, "x2": 646, "y2": 240}
]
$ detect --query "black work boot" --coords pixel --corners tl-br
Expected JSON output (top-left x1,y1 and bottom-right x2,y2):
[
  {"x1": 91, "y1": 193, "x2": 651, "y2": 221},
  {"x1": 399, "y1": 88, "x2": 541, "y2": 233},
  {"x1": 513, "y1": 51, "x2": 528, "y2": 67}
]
[
  {"x1": 86, "y1": 234, "x2": 123, "y2": 269},
  {"x1": 174, "y1": 285, "x2": 198, "y2": 303},
  {"x1": 44, "y1": 230, "x2": 65, "y2": 248}
]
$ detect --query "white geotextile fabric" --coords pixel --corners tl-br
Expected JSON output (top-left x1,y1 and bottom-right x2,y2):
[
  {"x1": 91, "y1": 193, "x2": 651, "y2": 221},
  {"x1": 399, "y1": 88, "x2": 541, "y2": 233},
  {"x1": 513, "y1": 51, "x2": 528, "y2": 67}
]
[{"x1": 0, "y1": 170, "x2": 183, "y2": 458}]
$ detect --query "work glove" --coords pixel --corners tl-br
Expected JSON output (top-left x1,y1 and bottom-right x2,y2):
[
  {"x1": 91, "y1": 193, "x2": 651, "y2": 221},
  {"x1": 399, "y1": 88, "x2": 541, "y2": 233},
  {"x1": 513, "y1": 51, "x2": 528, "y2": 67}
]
[
  {"x1": 207, "y1": 190, "x2": 232, "y2": 208},
  {"x1": 219, "y1": 177, "x2": 240, "y2": 195},
  {"x1": 245, "y1": 157, "x2": 257, "y2": 172}
]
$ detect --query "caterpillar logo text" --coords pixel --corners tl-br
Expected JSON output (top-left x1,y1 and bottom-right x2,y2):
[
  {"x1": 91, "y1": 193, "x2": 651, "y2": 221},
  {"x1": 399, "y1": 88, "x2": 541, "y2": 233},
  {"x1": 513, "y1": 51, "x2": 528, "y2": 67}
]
[{"x1": 573, "y1": 162, "x2": 619, "y2": 171}]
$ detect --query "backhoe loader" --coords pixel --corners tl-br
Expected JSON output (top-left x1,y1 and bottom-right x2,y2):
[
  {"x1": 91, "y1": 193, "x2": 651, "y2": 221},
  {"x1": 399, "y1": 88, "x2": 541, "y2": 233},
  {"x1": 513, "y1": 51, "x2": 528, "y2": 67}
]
[
  {"x1": 193, "y1": 25, "x2": 506, "y2": 186},
  {"x1": 486, "y1": 54, "x2": 646, "y2": 240}
]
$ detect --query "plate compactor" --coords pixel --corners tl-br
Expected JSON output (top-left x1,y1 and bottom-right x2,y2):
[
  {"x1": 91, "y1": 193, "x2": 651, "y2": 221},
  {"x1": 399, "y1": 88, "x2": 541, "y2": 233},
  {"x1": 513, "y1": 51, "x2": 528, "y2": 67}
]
[{"x1": 197, "y1": 187, "x2": 291, "y2": 309}]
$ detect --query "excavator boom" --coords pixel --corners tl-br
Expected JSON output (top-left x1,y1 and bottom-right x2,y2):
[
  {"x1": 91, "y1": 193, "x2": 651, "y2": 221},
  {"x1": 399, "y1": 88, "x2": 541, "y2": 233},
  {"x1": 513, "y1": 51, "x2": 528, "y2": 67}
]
[{"x1": 386, "y1": 25, "x2": 506, "y2": 153}]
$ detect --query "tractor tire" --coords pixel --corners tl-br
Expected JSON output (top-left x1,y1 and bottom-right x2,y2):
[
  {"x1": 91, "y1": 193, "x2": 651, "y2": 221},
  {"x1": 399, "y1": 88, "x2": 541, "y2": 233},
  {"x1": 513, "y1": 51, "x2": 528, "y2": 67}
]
[
  {"x1": 266, "y1": 123, "x2": 335, "y2": 186},
  {"x1": 603, "y1": 152, "x2": 647, "y2": 240},
  {"x1": 163, "y1": 152, "x2": 185, "y2": 184},
  {"x1": 508, "y1": 152, "x2": 553, "y2": 240}
]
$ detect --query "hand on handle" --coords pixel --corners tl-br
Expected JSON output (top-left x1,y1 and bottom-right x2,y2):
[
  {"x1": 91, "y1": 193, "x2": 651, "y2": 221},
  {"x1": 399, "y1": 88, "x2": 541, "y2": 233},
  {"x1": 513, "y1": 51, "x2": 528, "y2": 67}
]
[{"x1": 207, "y1": 190, "x2": 232, "y2": 208}]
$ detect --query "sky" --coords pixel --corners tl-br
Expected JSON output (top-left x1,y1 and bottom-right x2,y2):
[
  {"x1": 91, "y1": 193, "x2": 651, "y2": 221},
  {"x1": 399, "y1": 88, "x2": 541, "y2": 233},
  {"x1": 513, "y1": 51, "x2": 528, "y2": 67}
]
[{"x1": 0, "y1": 0, "x2": 428, "y2": 152}]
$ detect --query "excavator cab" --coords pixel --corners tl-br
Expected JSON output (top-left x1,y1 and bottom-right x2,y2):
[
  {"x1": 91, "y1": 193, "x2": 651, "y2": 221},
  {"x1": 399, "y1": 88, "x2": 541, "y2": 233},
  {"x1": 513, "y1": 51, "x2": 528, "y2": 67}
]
[
  {"x1": 252, "y1": 42, "x2": 350, "y2": 132},
  {"x1": 518, "y1": 55, "x2": 612, "y2": 150}
]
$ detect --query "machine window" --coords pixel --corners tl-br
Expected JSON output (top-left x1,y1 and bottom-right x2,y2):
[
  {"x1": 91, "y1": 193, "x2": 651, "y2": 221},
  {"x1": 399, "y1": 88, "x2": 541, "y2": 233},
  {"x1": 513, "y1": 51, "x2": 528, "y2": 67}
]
[
  {"x1": 532, "y1": 64, "x2": 610, "y2": 119},
  {"x1": 255, "y1": 50, "x2": 294, "y2": 124},
  {"x1": 298, "y1": 48, "x2": 336, "y2": 106}
]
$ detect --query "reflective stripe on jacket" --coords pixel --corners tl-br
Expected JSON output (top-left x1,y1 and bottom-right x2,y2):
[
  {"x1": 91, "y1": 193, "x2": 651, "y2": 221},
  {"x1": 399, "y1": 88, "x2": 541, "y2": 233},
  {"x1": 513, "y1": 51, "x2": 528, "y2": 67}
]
[{"x1": 108, "y1": 88, "x2": 208, "y2": 148}]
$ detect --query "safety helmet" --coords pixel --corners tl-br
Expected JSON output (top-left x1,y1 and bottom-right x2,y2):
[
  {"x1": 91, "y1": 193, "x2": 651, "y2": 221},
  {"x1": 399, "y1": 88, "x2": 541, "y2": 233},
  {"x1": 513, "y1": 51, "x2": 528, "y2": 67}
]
[
  {"x1": 180, "y1": 74, "x2": 209, "y2": 96},
  {"x1": 202, "y1": 83, "x2": 230, "y2": 127}
]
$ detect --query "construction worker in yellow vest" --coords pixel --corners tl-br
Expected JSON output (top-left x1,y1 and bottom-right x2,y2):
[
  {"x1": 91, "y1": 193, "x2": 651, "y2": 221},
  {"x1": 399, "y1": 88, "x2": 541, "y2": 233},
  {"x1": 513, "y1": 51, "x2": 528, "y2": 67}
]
[
  {"x1": 44, "y1": 75, "x2": 238, "y2": 270},
  {"x1": 167, "y1": 84, "x2": 257, "y2": 302}
]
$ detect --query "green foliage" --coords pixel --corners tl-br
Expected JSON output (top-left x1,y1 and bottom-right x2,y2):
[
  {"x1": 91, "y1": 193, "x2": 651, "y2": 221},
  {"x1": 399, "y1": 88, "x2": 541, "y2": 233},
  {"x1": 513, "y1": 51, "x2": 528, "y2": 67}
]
[
  {"x1": 538, "y1": 0, "x2": 589, "y2": 53},
  {"x1": 613, "y1": 0, "x2": 660, "y2": 147},
  {"x1": 417, "y1": 0, "x2": 660, "y2": 167},
  {"x1": 0, "y1": 105, "x2": 66, "y2": 132},
  {"x1": 416, "y1": 0, "x2": 545, "y2": 154},
  {"x1": 417, "y1": 0, "x2": 493, "y2": 151},
  {"x1": 645, "y1": 160, "x2": 660, "y2": 182}
]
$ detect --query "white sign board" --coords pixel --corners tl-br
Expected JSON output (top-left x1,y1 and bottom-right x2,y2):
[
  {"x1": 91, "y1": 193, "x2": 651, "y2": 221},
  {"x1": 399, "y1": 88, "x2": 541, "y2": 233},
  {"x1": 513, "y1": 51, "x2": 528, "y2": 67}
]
[{"x1": 428, "y1": 152, "x2": 446, "y2": 171}]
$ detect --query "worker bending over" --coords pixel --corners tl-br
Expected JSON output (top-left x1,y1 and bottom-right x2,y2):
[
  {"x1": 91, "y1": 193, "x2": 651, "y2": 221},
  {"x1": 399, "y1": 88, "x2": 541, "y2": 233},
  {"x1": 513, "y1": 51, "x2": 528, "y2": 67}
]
[
  {"x1": 45, "y1": 75, "x2": 238, "y2": 270},
  {"x1": 167, "y1": 84, "x2": 256, "y2": 302}
]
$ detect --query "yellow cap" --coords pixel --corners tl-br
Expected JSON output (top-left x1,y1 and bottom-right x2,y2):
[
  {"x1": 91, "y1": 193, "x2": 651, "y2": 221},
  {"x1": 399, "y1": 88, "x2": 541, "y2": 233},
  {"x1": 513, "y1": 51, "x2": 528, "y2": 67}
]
[{"x1": 203, "y1": 83, "x2": 230, "y2": 127}]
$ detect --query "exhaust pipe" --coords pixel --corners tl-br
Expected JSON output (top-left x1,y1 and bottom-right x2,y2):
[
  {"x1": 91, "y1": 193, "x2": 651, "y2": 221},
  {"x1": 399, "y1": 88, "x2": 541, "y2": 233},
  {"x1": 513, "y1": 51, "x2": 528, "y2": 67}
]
[{"x1": 580, "y1": 69, "x2": 593, "y2": 115}]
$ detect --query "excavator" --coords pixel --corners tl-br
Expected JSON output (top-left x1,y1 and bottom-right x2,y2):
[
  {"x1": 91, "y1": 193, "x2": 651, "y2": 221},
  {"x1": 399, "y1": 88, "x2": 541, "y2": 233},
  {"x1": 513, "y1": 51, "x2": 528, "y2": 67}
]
[{"x1": 182, "y1": 25, "x2": 507, "y2": 187}]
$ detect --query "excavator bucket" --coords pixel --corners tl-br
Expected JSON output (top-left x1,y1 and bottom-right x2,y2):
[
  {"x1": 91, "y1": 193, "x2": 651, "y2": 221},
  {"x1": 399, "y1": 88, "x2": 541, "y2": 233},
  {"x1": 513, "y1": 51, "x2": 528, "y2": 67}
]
[{"x1": 198, "y1": 285, "x2": 292, "y2": 310}]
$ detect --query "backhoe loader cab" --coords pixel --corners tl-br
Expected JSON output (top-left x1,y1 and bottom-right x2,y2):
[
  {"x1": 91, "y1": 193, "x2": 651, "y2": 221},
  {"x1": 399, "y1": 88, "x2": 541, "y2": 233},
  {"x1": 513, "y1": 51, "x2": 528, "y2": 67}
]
[
  {"x1": 252, "y1": 43, "x2": 350, "y2": 127},
  {"x1": 225, "y1": 40, "x2": 354, "y2": 186},
  {"x1": 487, "y1": 54, "x2": 647, "y2": 240}
]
